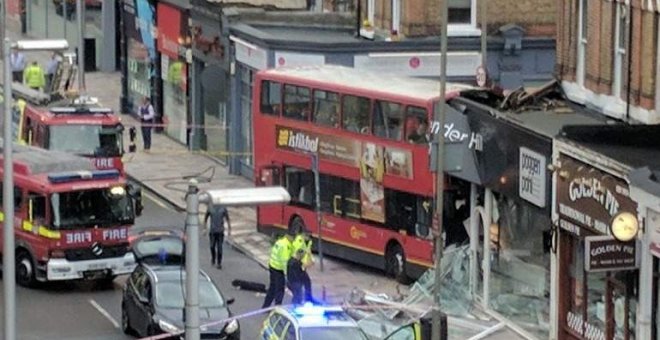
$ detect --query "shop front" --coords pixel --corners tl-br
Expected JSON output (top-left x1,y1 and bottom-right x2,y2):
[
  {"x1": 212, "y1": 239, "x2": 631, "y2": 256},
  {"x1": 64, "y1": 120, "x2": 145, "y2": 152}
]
[
  {"x1": 120, "y1": 0, "x2": 156, "y2": 116},
  {"x1": 554, "y1": 150, "x2": 639, "y2": 340},
  {"x1": 190, "y1": 1, "x2": 229, "y2": 160},
  {"x1": 629, "y1": 167, "x2": 660, "y2": 340},
  {"x1": 157, "y1": 2, "x2": 190, "y2": 145}
]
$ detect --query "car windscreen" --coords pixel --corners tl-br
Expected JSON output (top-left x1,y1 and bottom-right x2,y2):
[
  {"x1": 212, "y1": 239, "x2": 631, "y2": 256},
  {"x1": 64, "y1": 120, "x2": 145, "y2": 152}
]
[
  {"x1": 299, "y1": 327, "x2": 370, "y2": 340},
  {"x1": 156, "y1": 281, "x2": 225, "y2": 309},
  {"x1": 51, "y1": 187, "x2": 134, "y2": 229},
  {"x1": 48, "y1": 124, "x2": 122, "y2": 157}
]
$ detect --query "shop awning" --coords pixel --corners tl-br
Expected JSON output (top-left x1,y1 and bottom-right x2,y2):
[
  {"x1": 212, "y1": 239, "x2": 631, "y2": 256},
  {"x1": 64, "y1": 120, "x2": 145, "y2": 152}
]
[{"x1": 205, "y1": 0, "x2": 306, "y2": 9}]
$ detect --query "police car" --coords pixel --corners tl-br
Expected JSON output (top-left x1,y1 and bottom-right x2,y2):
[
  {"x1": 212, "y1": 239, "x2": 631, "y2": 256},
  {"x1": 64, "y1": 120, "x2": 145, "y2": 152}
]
[{"x1": 260, "y1": 304, "x2": 369, "y2": 340}]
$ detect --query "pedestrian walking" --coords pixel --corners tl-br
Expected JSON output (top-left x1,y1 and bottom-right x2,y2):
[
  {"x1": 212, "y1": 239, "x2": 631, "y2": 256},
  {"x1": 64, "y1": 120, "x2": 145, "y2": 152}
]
[
  {"x1": 292, "y1": 232, "x2": 315, "y2": 303},
  {"x1": 10, "y1": 50, "x2": 26, "y2": 83},
  {"x1": 137, "y1": 96, "x2": 155, "y2": 151},
  {"x1": 45, "y1": 53, "x2": 60, "y2": 93},
  {"x1": 262, "y1": 230, "x2": 295, "y2": 308},
  {"x1": 23, "y1": 61, "x2": 45, "y2": 91},
  {"x1": 287, "y1": 248, "x2": 306, "y2": 305},
  {"x1": 204, "y1": 203, "x2": 230, "y2": 269}
]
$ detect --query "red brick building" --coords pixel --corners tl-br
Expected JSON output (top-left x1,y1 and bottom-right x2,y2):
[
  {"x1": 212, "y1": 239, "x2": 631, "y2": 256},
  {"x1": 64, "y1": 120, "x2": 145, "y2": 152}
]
[{"x1": 557, "y1": 0, "x2": 660, "y2": 124}]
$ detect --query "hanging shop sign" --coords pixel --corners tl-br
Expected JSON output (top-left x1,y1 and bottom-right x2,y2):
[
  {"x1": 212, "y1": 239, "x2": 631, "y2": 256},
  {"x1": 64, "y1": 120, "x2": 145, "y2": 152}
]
[
  {"x1": 556, "y1": 154, "x2": 638, "y2": 237},
  {"x1": 585, "y1": 235, "x2": 639, "y2": 272}
]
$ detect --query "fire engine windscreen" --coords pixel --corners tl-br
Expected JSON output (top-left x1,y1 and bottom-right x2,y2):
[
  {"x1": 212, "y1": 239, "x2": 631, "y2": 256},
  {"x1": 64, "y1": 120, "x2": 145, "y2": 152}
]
[
  {"x1": 50, "y1": 188, "x2": 134, "y2": 229},
  {"x1": 48, "y1": 125, "x2": 123, "y2": 157}
]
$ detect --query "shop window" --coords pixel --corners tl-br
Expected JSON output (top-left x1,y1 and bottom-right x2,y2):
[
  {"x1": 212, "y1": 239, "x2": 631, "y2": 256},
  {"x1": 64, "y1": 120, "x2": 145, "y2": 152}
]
[
  {"x1": 312, "y1": 90, "x2": 340, "y2": 128},
  {"x1": 285, "y1": 167, "x2": 315, "y2": 208},
  {"x1": 260, "y1": 81, "x2": 282, "y2": 115},
  {"x1": 405, "y1": 106, "x2": 429, "y2": 144},
  {"x1": 373, "y1": 100, "x2": 403, "y2": 140},
  {"x1": 576, "y1": 0, "x2": 588, "y2": 87},
  {"x1": 283, "y1": 85, "x2": 311, "y2": 121},
  {"x1": 342, "y1": 95, "x2": 370, "y2": 134}
]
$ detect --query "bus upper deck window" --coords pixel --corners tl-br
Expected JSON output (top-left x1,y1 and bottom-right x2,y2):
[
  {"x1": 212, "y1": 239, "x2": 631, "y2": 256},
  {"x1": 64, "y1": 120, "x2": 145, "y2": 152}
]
[
  {"x1": 283, "y1": 85, "x2": 311, "y2": 121},
  {"x1": 342, "y1": 95, "x2": 370, "y2": 134},
  {"x1": 405, "y1": 106, "x2": 429, "y2": 144},
  {"x1": 313, "y1": 90, "x2": 340, "y2": 128},
  {"x1": 260, "y1": 81, "x2": 281, "y2": 115}
]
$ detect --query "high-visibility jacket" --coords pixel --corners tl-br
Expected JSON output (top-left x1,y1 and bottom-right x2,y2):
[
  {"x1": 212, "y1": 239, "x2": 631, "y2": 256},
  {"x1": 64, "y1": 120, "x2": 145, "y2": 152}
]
[
  {"x1": 23, "y1": 64, "x2": 45, "y2": 89},
  {"x1": 268, "y1": 236, "x2": 292, "y2": 271},
  {"x1": 292, "y1": 235, "x2": 313, "y2": 269}
]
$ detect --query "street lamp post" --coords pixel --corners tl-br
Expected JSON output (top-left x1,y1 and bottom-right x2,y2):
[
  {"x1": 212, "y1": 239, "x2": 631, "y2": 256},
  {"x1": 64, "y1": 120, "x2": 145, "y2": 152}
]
[
  {"x1": 184, "y1": 181, "x2": 291, "y2": 340},
  {"x1": 3, "y1": 38, "x2": 69, "y2": 340}
]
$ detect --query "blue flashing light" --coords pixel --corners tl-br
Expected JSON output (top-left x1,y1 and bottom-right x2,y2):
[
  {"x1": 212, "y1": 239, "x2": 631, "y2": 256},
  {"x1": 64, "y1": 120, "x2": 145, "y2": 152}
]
[
  {"x1": 48, "y1": 169, "x2": 120, "y2": 183},
  {"x1": 292, "y1": 303, "x2": 327, "y2": 317}
]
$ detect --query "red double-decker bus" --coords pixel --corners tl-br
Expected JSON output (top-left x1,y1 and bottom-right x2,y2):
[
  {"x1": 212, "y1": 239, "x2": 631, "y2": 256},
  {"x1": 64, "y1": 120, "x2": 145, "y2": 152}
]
[
  {"x1": 15, "y1": 100, "x2": 126, "y2": 174},
  {"x1": 253, "y1": 65, "x2": 473, "y2": 281}
]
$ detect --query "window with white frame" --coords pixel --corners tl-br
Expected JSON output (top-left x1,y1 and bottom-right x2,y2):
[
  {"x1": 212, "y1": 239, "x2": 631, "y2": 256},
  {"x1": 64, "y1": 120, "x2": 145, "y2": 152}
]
[
  {"x1": 576, "y1": 0, "x2": 588, "y2": 87},
  {"x1": 613, "y1": 3, "x2": 628, "y2": 99},
  {"x1": 367, "y1": 0, "x2": 375, "y2": 26},
  {"x1": 449, "y1": 0, "x2": 473, "y2": 24},
  {"x1": 391, "y1": 0, "x2": 400, "y2": 32}
]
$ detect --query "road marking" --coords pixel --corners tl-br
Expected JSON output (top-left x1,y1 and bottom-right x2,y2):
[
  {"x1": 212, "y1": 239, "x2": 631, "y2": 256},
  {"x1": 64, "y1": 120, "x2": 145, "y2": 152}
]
[
  {"x1": 143, "y1": 191, "x2": 171, "y2": 210},
  {"x1": 89, "y1": 299, "x2": 120, "y2": 329}
]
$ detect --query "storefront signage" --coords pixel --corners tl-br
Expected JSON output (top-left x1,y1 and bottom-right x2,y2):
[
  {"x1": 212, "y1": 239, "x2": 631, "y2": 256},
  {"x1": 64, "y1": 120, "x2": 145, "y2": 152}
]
[
  {"x1": 585, "y1": 236, "x2": 639, "y2": 272},
  {"x1": 232, "y1": 36, "x2": 267, "y2": 70},
  {"x1": 566, "y1": 311, "x2": 606, "y2": 340},
  {"x1": 430, "y1": 120, "x2": 483, "y2": 151},
  {"x1": 649, "y1": 210, "x2": 660, "y2": 257},
  {"x1": 519, "y1": 147, "x2": 546, "y2": 207},
  {"x1": 354, "y1": 52, "x2": 480, "y2": 77},
  {"x1": 556, "y1": 154, "x2": 637, "y2": 236},
  {"x1": 275, "y1": 126, "x2": 413, "y2": 179},
  {"x1": 274, "y1": 51, "x2": 325, "y2": 68},
  {"x1": 156, "y1": 3, "x2": 187, "y2": 59}
]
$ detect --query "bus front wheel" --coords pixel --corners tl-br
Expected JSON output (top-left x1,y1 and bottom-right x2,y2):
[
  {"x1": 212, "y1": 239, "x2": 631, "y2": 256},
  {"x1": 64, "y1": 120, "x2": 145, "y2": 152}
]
[
  {"x1": 16, "y1": 250, "x2": 36, "y2": 287},
  {"x1": 385, "y1": 243, "x2": 408, "y2": 284}
]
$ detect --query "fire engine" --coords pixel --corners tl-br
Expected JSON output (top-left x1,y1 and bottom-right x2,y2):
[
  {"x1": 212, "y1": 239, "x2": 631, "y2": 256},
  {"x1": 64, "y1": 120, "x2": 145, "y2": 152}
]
[
  {"x1": 14, "y1": 98, "x2": 127, "y2": 174},
  {"x1": 0, "y1": 143, "x2": 143, "y2": 287}
]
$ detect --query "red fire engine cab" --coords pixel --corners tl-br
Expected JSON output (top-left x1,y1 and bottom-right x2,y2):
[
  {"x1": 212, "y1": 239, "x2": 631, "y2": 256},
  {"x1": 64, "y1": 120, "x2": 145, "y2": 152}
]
[
  {"x1": 0, "y1": 143, "x2": 143, "y2": 287},
  {"x1": 14, "y1": 99, "x2": 127, "y2": 175}
]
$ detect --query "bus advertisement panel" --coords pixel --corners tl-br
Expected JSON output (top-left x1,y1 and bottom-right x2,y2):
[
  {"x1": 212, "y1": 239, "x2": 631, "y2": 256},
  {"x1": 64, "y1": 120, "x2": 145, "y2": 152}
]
[{"x1": 253, "y1": 65, "x2": 473, "y2": 282}]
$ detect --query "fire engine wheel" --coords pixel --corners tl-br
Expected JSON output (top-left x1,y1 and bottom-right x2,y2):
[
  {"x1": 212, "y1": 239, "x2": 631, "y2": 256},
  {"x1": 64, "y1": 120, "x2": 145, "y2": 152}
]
[
  {"x1": 385, "y1": 243, "x2": 408, "y2": 284},
  {"x1": 289, "y1": 216, "x2": 306, "y2": 235},
  {"x1": 16, "y1": 251, "x2": 36, "y2": 288}
]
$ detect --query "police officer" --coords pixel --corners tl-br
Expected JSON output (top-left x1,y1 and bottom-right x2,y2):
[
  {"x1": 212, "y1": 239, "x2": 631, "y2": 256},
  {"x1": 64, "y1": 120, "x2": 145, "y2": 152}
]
[
  {"x1": 287, "y1": 248, "x2": 306, "y2": 305},
  {"x1": 292, "y1": 232, "x2": 314, "y2": 303},
  {"x1": 23, "y1": 61, "x2": 45, "y2": 91},
  {"x1": 137, "y1": 96, "x2": 155, "y2": 151},
  {"x1": 204, "y1": 203, "x2": 230, "y2": 269},
  {"x1": 262, "y1": 230, "x2": 295, "y2": 308}
]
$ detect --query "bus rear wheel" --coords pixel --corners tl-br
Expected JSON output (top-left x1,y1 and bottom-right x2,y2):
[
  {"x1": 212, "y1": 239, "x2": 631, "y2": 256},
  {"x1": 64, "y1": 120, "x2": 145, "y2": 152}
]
[
  {"x1": 385, "y1": 244, "x2": 409, "y2": 284},
  {"x1": 16, "y1": 250, "x2": 36, "y2": 288}
]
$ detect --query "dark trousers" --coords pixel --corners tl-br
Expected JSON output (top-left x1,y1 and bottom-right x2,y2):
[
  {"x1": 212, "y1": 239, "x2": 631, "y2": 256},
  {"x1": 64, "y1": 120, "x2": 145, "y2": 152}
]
[
  {"x1": 302, "y1": 271, "x2": 313, "y2": 302},
  {"x1": 12, "y1": 71, "x2": 22, "y2": 83},
  {"x1": 46, "y1": 74, "x2": 54, "y2": 92},
  {"x1": 141, "y1": 125, "x2": 152, "y2": 150},
  {"x1": 262, "y1": 267, "x2": 285, "y2": 308},
  {"x1": 288, "y1": 282, "x2": 304, "y2": 305},
  {"x1": 209, "y1": 232, "x2": 224, "y2": 265}
]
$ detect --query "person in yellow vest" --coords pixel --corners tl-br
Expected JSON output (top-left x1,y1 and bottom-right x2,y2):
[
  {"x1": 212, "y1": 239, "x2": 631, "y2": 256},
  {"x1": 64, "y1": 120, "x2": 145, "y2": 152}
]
[
  {"x1": 292, "y1": 232, "x2": 315, "y2": 303},
  {"x1": 23, "y1": 61, "x2": 45, "y2": 91},
  {"x1": 262, "y1": 230, "x2": 295, "y2": 308}
]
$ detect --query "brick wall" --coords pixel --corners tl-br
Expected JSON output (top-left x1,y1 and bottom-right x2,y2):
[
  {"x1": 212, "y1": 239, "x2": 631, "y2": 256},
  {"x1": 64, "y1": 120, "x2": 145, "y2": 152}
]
[
  {"x1": 640, "y1": 11, "x2": 657, "y2": 110},
  {"x1": 585, "y1": 0, "x2": 602, "y2": 93},
  {"x1": 556, "y1": 0, "x2": 578, "y2": 82},
  {"x1": 372, "y1": 0, "x2": 556, "y2": 38}
]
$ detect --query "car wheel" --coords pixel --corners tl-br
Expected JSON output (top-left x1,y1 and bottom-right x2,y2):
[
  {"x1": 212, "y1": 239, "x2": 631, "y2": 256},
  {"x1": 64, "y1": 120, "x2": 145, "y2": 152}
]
[
  {"x1": 385, "y1": 243, "x2": 409, "y2": 284},
  {"x1": 288, "y1": 216, "x2": 305, "y2": 235},
  {"x1": 121, "y1": 303, "x2": 135, "y2": 336},
  {"x1": 16, "y1": 250, "x2": 36, "y2": 288}
]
